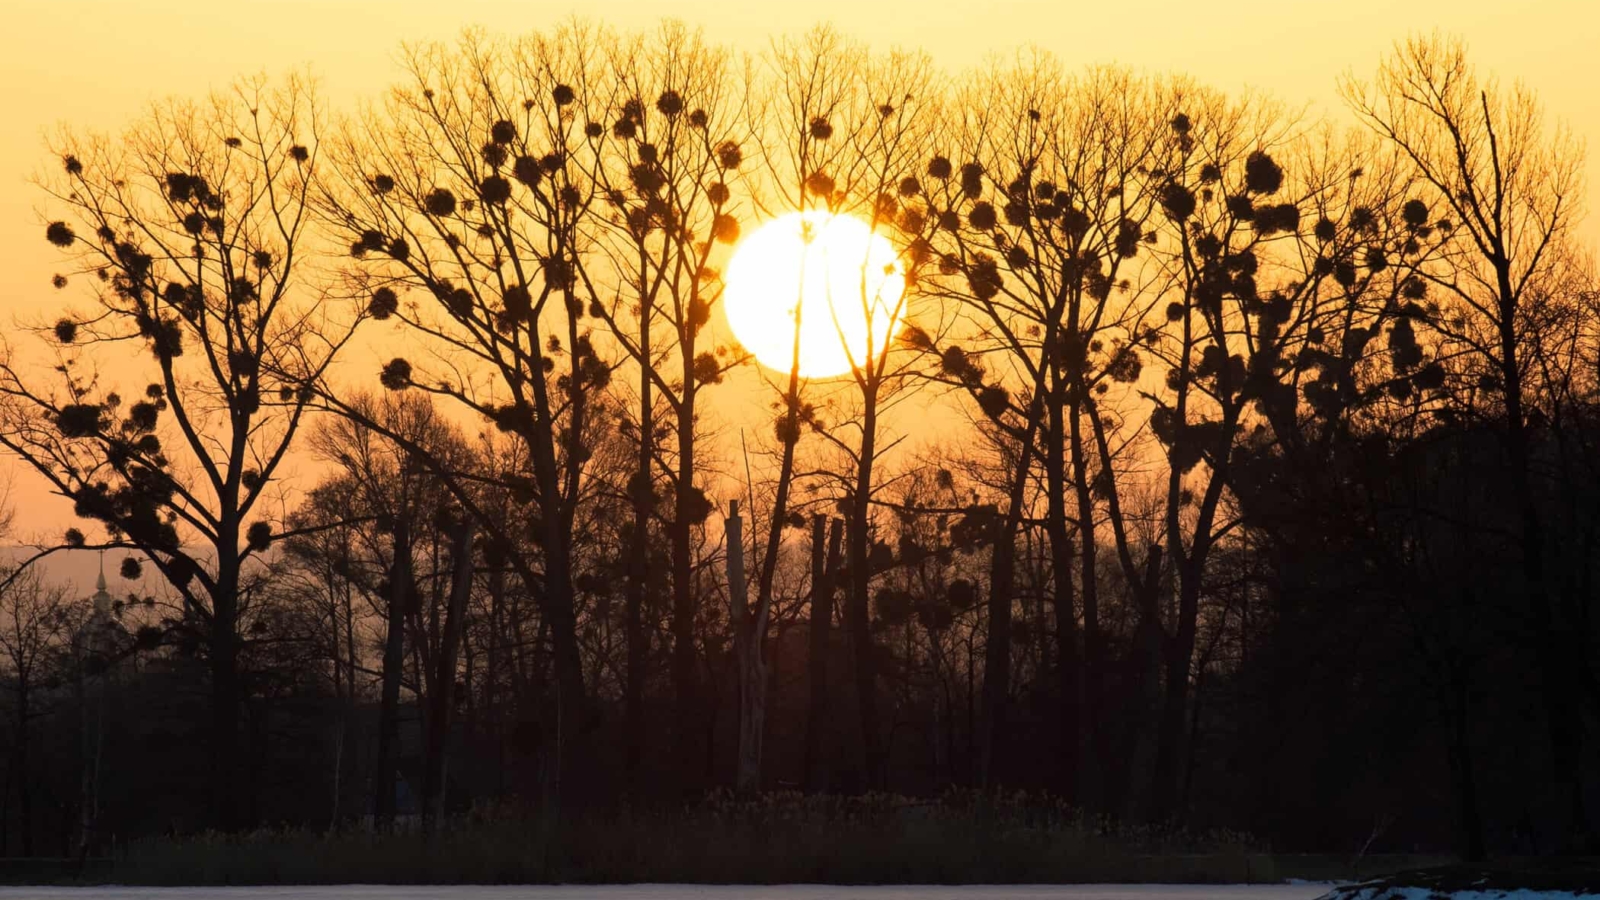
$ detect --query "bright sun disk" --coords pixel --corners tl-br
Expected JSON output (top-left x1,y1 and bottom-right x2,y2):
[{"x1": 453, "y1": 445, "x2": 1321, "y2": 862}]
[{"x1": 722, "y1": 211, "x2": 906, "y2": 379}]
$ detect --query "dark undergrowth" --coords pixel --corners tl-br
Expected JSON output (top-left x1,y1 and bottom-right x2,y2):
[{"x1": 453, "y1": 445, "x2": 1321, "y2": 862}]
[{"x1": 11, "y1": 792, "x2": 1454, "y2": 886}]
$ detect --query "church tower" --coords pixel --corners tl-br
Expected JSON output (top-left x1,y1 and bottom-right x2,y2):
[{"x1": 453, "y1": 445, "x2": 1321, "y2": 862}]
[{"x1": 90, "y1": 551, "x2": 112, "y2": 618}]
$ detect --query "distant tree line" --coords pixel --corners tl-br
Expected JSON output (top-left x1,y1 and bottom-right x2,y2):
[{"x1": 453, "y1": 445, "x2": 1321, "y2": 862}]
[{"x1": 0, "y1": 23, "x2": 1594, "y2": 861}]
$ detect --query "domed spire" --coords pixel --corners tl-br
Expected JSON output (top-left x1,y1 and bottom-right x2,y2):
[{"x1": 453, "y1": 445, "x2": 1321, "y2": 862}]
[{"x1": 92, "y1": 550, "x2": 111, "y2": 616}]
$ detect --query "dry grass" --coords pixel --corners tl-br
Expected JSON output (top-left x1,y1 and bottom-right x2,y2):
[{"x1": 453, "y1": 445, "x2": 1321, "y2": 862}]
[{"x1": 32, "y1": 792, "x2": 1450, "y2": 887}]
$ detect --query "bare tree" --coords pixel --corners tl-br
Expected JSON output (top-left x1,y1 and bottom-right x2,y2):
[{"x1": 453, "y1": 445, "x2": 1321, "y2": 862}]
[
  {"x1": 320, "y1": 27, "x2": 614, "y2": 814},
  {"x1": 0, "y1": 566, "x2": 78, "y2": 855},
  {"x1": 760, "y1": 27, "x2": 941, "y2": 790},
  {"x1": 583, "y1": 22, "x2": 748, "y2": 793},
  {"x1": 917, "y1": 57, "x2": 1166, "y2": 799},
  {"x1": 304, "y1": 392, "x2": 467, "y2": 827},
  {"x1": 5, "y1": 77, "x2": 345, "y2": 830},
  {"x1": 1344, "y1": 34, "x2": 1591, "y2": 848}
]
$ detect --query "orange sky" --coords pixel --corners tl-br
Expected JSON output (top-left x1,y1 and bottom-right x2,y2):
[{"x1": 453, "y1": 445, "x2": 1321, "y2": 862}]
[{"x1": 0, "y1": 0, "x2": 1596, "y2": 573}]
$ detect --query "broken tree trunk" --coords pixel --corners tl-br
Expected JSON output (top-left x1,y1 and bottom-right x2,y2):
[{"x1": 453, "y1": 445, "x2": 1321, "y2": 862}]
[{"x1": 729, "y1": 500, "x2": 767, "y2": 795}]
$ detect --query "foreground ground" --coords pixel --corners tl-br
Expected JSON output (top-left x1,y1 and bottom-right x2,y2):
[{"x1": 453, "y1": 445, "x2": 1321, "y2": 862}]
[
  {"x1": 0, "y1": 885, "x2": 1335, "y2": 900},
  {"x1": 3, "y1": 879, "x2": 1598, "y2": 898}
]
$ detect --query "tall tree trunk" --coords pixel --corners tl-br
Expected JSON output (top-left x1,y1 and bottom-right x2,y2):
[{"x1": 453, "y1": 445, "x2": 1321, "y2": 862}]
[
  {"x1": 980, "y1": 521, "x2": 1016, "y2": 791},
  {"x1": 541, "y1": 532, "x2": 587, "y2": 819},
  {"x1": 1069, "y1": 388, "x2": 1104, "y2": 808},
  {"x1": 1117, "y1": 544, "x2": 1165, "y2": 820},
  {"x1": 626, "y1": 281, "x2": 654, "y2": 799},
  {"x1": 521, "y1": 292, "x2": 591, "y2": 823},
  {"x1": 423, "y1": 521, "x2": 475, "y2": 835},
  {"x1": 210, "y1": 544, "x2": 242, "y2": 834},
  {"x1": 374, "y1": 515, "x2": 412, "y2": 829},
  {"x1": 729, "y1": 502, "x2": 765, "y2": 794},
  {"x1": 15, "y1": 682, "x2": 30, "y2": 856},
  {"x1": 847, "y1": 400, "x2": 883, "y2": 791},
  {"x1": 1044, "y1": 367, "x2": 1080, "y2": 803},
  {"x1": 980, "y1": 410, "x2": 1039, "y2": 789},
  {"x1": 1148, "y1": 316, "x2": 1234, "y2": 823},
  {"x1": 1496, "y1": 271, "x2": 1591, "y2": 849},
  {"x1": 328, "y1": 564, "x2": 346, "y2": 828},
  {"x1": 1152, "y1": 559, "x2": 1201, "y2": 822},
  {"x1": 623, "y1": 538, "x2": 645, "y2": 799},
  {"x1": 486, "y1": 555, "x2": 505, "y2": 795},
  {"x1": 736, "y1": 331, "x2": 806, "y2": 795},
  {"x1": 804, "y1": 516, "x2": 843, "y2": 792},
  {"x1": 344, "y1": 570, "x2": 357, "y2": 806},
  {"x1": 672, "y1": 326, "x2": 702, "y2": 797}
]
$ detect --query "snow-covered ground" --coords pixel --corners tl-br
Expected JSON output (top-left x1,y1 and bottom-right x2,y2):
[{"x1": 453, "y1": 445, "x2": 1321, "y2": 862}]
[
  {"x1": 0, "y1": 885, "x2": 1336, "y2": 900},
  {"x1": 1326, "y1": 886, "x2": 1589, "y2": 900}
]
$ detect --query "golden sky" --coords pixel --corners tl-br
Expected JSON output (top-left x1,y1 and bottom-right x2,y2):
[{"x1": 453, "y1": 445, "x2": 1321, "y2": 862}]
[
  {"x1": 0, "y1": 0, "x2": 1596, "y2": 546},
  {"x1": 5, "y1": 1, "x2": 1596, "y2": 287}
]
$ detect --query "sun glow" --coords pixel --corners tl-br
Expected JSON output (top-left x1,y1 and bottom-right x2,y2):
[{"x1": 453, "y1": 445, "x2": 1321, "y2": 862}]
[{"x1": 722, "y1": 211, "x2": 906, "y2": 379}]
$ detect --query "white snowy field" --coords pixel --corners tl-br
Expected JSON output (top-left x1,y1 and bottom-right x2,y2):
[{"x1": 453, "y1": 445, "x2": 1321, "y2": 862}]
[{"x1": 0, "y1": 884, "x2": 1336, "y2": 900}]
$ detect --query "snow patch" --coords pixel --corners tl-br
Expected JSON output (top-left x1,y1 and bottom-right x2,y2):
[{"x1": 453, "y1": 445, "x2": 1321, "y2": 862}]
[{"x1": 1318, "y1": 885, "x2": 1590, "y2": 900}]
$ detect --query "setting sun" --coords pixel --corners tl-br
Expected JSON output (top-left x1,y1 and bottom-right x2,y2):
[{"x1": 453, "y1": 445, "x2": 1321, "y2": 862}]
[{"x1": 722, "y1": 211, "x2": 906, "y2": 379}]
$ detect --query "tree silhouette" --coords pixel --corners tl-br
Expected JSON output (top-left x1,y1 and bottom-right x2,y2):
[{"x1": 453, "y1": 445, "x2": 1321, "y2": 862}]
[
  {"x1": 3, "y1": 18, "x2": 1597, "y2": 862},
  {"x1": 1345, "y1": 34, "x2": 1592, "y2": 851},
  {"x1": 583, "y1": 22, "x2": 747, "y2": 794},
  {"x1": 916, "y1": 58, "x2": 1167, "y2": 799},
  {"x1": 319, "y1": 27, "x2": 613, "y2": 815},
  {"x1": 760, "y1": 27, "x2": 941, "y2": 791},
  {"x1": 0, "y1": 565, "x2": 80, "y2": 855},
  {"x1": 2, "y1": 77, "x2": 347, "y2": 831}
]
